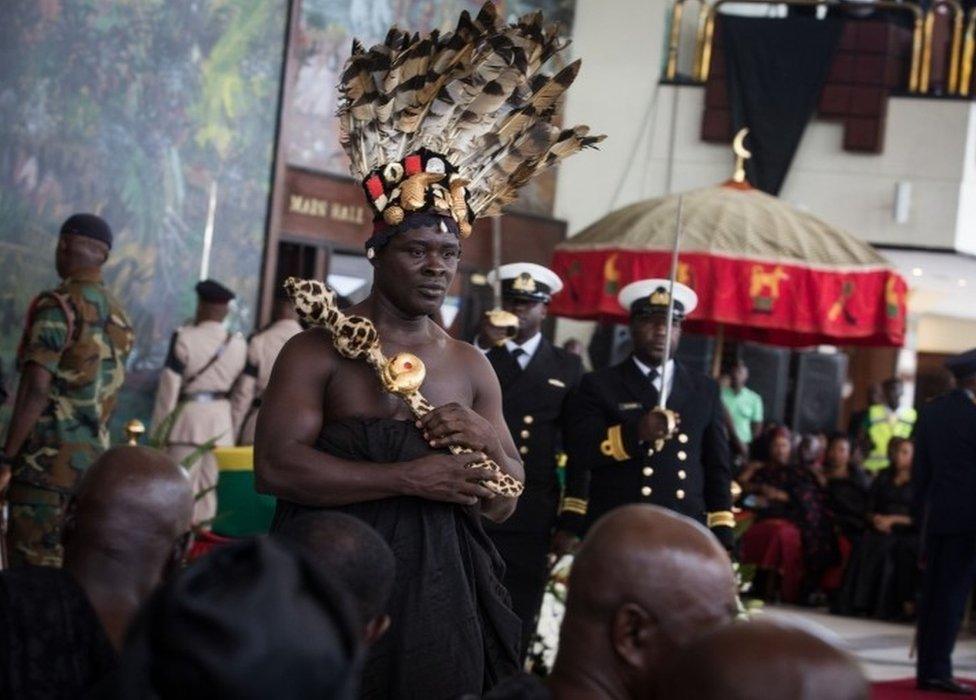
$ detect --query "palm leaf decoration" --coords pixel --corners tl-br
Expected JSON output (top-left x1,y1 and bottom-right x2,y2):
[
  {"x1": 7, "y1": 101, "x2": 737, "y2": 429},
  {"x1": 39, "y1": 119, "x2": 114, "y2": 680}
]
[
  {"x1": 148, "y1": 403, "x2": 185, "y2": 449},
  {"x1": 177, "y1": 434, "x2": 223, "y2": 474}
]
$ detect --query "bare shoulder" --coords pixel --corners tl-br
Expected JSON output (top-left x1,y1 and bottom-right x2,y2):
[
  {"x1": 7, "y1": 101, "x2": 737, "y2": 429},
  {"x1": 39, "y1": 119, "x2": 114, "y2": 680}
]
[
  {"x1": 276, "y1": 327, "x2": 338, "y2": 374},
  {"x1": 444, "y1": 333, "x2": 493, "y2": 374},
  {"x1": 442, "y1": 335, "x2": 500, "y2": 407}
]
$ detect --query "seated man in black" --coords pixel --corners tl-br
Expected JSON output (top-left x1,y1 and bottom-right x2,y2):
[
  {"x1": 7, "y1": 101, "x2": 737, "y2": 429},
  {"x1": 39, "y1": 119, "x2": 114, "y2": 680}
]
[
  {"x1": 275, "y1": 509, "x2": 396, "y2": 646},
  {"x1": 0, "y1": 446, "x2": 193, "y2": 698},
  {"x1": 113, "y1": 537, "x2": 362, "y2": 699}
]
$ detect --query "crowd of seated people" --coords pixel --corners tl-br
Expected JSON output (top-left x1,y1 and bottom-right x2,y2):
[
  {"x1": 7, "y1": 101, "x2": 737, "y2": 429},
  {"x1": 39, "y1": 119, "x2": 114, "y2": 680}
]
[
  {"x1": 737, "y1": 425, "x2": 919, "y2": 621},
  {"x1": 0, "y1": 444, "x2": 868, "y2": 699}
]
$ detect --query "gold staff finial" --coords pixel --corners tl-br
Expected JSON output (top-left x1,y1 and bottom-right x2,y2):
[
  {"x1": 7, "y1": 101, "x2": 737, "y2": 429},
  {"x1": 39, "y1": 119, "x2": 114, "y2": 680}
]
[
  {"x1": 732, "y1": 127, "x2": 752, "y2": 184},
  {"x1": 124, "y1": 419, "x2": 146, "y2": 446}
]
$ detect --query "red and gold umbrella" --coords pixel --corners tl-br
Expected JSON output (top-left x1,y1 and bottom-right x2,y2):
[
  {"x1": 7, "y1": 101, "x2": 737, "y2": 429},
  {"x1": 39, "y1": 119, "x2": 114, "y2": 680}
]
[{"x1": 549, "y1": 181, "x2": 907, "y2": 348}]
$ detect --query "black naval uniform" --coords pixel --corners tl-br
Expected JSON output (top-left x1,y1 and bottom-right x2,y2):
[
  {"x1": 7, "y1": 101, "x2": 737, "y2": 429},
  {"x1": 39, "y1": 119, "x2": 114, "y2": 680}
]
[
  {"x1": 483, "y1": 336, "x2": 583, "y2": 658},
  {"x1": 914, "y1": 384, "x2": 976, "y2": 687},
  {"x1": 558, "y1": 356, "x2": 735, "y2": 548}
]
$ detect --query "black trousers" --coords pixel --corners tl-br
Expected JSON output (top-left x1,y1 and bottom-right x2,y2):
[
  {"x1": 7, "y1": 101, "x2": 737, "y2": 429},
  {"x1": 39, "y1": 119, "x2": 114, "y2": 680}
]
[
  {"x1": 917, "y1": 533, "x2": 976, "y2": 681},
  {"x1": 488, "y1": 529, "x2": 551, "y2": 661}
]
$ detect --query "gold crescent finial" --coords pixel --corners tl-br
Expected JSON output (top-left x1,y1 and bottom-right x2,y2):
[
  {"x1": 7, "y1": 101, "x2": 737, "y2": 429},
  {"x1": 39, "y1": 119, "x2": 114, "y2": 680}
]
[{"x1": 732, "y1": 127, "x2": 752, "y2": 184}]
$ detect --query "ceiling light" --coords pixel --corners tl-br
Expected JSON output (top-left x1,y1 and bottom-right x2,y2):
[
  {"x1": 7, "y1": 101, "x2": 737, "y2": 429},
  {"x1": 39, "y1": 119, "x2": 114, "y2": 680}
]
[
  {"x1": 911, "y1": 267, "x2": 923, "y2": 277},
  {"x1": 959, "y1": 279, "x2": 968, "y2": 287}
]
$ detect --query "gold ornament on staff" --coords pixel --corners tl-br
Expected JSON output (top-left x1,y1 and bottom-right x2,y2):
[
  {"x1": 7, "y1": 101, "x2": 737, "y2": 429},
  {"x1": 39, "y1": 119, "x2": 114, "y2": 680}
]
[{"x1": 284, "y1": 277, "x2": 525, "y2": 498}]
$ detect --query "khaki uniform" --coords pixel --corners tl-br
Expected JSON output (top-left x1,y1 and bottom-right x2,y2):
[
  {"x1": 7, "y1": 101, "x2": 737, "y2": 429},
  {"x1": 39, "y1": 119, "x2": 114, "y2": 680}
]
[
  {"x1": 150, "y1": 320, "x2": 246, "y2": 527},
  {"x1": 230, "y1": 319, "x2": 302, "y2": 445},
  {"x1": 8, "y1": 270, "x2": 133, "y2": 567}
]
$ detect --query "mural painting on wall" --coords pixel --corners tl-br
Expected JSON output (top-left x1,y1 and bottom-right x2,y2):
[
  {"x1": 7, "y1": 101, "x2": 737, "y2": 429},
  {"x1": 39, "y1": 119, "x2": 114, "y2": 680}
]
[
  {"x1": 0, "y1": 0, "x2": 287, "y2": 432},
  {"x1": 285, "y1": 0, "x2": 577, "y2": 217}
]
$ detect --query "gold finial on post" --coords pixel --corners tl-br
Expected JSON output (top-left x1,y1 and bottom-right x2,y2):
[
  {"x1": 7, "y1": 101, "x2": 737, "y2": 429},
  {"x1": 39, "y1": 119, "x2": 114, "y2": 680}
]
[
  {"x1": 731, "y1": 128, "x2": 752, "y2": 184},
  {"x1": 124, "y1": 419, "x2": 146, "y2": 446}
]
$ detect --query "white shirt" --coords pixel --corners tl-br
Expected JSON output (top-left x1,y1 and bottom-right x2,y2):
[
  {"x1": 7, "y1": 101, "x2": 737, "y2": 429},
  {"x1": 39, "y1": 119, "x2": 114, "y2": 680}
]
[
  {"x1": 632, "y1": 356, "x2": 675, "y2": 400},
  {"x1": 477, "y1": 332, "x2": 542, "y2": 370}
]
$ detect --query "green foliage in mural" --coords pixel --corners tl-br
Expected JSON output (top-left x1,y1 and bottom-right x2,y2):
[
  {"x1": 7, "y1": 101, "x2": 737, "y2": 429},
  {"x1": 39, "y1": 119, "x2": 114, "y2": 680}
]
[{"x1": 0, "y1": 0, "x2": 287, "y2": 435}]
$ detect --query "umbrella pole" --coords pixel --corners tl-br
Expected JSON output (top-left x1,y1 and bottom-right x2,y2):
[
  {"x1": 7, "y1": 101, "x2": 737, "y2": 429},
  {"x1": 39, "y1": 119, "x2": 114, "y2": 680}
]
[{"x1": 711, "y1": 324, "x2": 725, "y2": 379}]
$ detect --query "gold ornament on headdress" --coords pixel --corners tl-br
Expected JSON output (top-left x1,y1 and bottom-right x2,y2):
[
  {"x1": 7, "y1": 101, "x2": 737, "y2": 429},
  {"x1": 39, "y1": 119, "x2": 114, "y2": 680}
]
[{"x1": 337, "y1": 1, "x2": 604, "y2": 236}]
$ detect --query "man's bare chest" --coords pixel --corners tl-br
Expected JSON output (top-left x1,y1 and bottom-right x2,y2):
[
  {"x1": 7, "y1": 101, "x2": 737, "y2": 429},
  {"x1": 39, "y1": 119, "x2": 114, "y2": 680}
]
[{"x1": 322, "y1": 347, "x2": 474, "y2": 420}]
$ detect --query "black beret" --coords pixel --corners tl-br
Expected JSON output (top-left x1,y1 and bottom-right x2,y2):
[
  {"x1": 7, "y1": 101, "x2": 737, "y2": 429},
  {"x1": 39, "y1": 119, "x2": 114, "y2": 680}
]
[
  {"x1": 195, "y1": 279, "x2": 235, "y2": 303},
  {"x1": 946, "y1": 348, "x2": 976, "y2": 380},
  {"x1": 59, "y1": 213, "x2": 113, "y2": 249}
]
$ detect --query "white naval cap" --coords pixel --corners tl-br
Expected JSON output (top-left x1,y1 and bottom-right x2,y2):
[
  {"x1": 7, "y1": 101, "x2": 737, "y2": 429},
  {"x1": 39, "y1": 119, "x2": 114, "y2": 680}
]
[
  {"x1": 618, "y1": 278, "x2": 699, "y2": 319},
  {"x1": 488, "y1": 262, "x2": 564, "y2": 302}
]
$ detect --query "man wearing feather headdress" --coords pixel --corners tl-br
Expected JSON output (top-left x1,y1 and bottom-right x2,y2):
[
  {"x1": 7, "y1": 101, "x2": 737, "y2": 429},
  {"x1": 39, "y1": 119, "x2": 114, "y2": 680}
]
[{"x1": 254, "y1": 3, "x2": 602, "y2": 697}]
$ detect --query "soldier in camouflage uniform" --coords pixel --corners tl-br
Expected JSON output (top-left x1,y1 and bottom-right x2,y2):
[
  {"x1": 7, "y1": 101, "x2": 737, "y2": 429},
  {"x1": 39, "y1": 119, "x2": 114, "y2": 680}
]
[{"x1": 0, "y1": 214, "x2": 133, "y2": 568}]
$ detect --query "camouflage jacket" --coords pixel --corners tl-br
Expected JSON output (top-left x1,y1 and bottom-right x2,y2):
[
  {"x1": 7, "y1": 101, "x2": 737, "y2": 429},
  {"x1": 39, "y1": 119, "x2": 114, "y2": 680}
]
[{"x1": 13, "y1": 270, "x2": 134, "y2": 493}]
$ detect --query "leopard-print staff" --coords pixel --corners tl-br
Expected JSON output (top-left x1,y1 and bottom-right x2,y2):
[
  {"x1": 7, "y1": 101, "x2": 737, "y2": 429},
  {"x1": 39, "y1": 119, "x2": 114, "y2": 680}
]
[{"x1": 284, "y1": 277, "x2": 524, "y2": 498}]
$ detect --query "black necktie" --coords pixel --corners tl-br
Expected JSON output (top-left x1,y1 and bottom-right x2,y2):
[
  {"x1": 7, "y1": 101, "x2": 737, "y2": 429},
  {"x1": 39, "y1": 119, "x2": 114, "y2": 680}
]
[
  {"x1": 647, "y1": 368, "x2": 660, "y2": 404},
  {"x1": 511, "y1": 347, "x2": 526, "y2": 369}
]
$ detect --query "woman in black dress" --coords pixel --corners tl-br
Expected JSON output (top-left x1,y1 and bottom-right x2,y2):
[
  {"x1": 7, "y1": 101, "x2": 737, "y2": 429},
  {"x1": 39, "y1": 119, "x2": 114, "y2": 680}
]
[
  {"x1": 824, "y1": 433, "x2": 870, "y2": 543},
  {"x1": 836, "y1": 437, "x2": 918, "y2": 620}
]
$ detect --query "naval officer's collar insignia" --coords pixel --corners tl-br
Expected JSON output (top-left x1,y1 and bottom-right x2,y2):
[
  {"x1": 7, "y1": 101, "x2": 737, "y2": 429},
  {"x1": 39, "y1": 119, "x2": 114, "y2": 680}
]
[{"x1": 512, "y1": 273, "x2": 537, "y2": 293}]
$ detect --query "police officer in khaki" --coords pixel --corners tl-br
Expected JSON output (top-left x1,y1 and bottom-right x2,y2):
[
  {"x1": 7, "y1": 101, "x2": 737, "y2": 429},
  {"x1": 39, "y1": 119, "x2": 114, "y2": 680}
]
[
  {"x1": 230, "y1": 288, "x2": 302, "y2": 445},
  {"x1": 151, "y1": 279, "x2": 246, "y2": 527},
  {"x1": 554, "y1": 279, "x2": 735, "y2": 554},
  {"x1": 1, "y1": 214, "x2": 134, "y2": 567}
]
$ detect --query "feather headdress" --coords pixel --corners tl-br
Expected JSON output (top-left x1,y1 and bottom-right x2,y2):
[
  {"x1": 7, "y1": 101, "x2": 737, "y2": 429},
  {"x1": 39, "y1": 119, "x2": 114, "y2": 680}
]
[{"x1": 338, "y1": 1, "x2": 604, "y2": 250}]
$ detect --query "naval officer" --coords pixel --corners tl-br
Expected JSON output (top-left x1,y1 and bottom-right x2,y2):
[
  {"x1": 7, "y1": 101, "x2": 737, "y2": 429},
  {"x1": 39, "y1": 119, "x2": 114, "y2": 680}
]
[
  {"x1": 553, "y1": 279, "x2": 734, "y2": 554},
  {"x1": 475, "y1": 262, "x2": 583, "y2": 658}
]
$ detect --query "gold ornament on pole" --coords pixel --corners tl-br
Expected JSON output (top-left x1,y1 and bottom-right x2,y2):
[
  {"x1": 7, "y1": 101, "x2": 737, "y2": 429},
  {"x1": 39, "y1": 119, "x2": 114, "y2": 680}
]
[
  {"x1": 124, "y1": 419, "x2": 146, "y2": 446},
  {"x1": 486, "y1": 216, "x2": 519, "y2": 345},
  {"x1": 732, "y1": 128, "x2": 752, "y2": 184}
]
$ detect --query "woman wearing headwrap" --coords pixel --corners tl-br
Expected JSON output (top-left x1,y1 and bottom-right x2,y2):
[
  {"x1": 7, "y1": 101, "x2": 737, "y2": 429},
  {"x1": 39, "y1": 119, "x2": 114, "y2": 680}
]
[{"x1": 740, "y1": 427, "x2": 838, "y2": 603}]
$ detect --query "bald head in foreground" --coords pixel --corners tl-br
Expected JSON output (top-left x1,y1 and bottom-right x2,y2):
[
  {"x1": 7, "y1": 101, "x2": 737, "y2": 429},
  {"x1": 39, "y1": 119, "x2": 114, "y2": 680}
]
[
  {"x1": 0, "y1": 446, "x2": 193, "y2": 698},
  {"x1": 548, "y1": 505, "x2": 738, "y2": 699},
  {"x1": 274, "y1": 510, "x2": 396, "y2": 645},
  {"x1": 659, "y1": 618, "x2": 868, "y2": 700},
  {"x1": 62, "y1": 445, "x2": 194, "y2": 647}
]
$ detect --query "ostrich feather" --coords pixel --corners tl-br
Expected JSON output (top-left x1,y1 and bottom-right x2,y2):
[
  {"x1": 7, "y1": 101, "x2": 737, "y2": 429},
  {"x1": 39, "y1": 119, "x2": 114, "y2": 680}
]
[{"x1": 336, "y1": 1, "x2": 603, "y2": 217}]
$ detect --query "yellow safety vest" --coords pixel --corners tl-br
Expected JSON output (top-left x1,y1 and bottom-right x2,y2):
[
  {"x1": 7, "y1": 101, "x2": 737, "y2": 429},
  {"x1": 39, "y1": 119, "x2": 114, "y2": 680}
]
[{"x1": 864, "y1": 404, "x2": 916, "y2": 472}]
